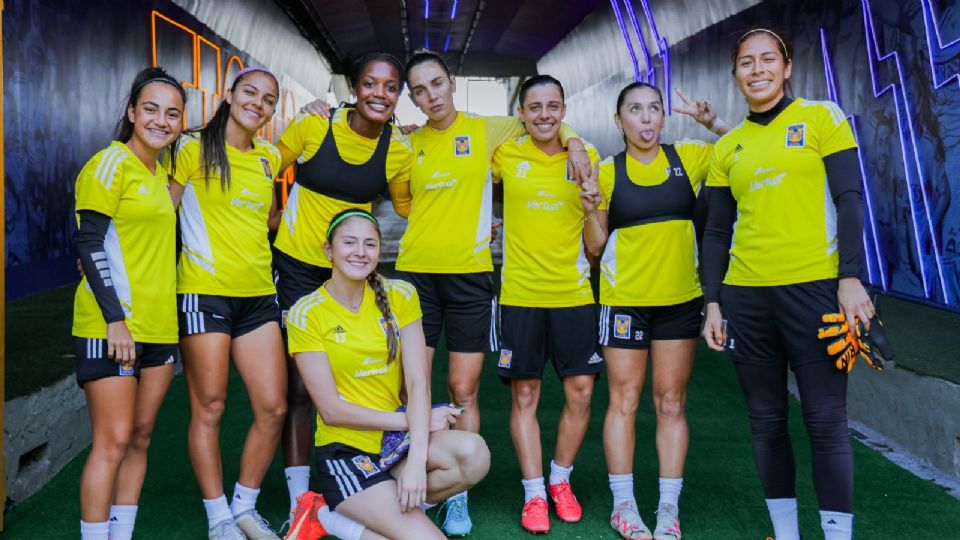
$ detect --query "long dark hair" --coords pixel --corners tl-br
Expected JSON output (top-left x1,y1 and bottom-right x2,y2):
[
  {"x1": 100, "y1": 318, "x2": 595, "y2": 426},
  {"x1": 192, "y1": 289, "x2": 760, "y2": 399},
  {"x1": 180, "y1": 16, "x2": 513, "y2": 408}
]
[
  {"x1": 196, "y1": 68, "x2": 278, "y2": 191},
  {"x1": 326, "y1": 208, "x2": 399, "y2": 364},
  {"x1": 114, "y1": 67, "x2": 186, "y2": 176},
  {"x1": 615, "y1": 82, "x2": 663, "y2": 145}
]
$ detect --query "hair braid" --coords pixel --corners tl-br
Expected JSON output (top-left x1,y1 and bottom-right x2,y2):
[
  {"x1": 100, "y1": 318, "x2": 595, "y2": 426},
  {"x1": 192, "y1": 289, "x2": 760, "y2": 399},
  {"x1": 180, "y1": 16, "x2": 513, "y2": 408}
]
[{"x1": 367, "y1": 272, "x2": 399, "y2": 364}]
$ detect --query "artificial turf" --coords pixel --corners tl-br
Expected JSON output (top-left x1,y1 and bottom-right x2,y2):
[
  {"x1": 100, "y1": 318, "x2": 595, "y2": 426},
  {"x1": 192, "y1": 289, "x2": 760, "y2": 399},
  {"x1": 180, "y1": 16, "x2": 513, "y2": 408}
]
[{"x1": 4, "y1": 339, "x2": 960, "y2": 538}]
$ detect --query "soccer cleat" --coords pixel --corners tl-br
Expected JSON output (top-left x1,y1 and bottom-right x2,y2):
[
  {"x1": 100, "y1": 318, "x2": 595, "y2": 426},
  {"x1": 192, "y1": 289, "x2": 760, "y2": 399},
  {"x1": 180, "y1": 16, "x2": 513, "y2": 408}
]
[
  {"x1": 235, "y1": 509, "x2": 281, "y2": 540},
  {"x1": 283, "y1": 491, "x2": 329, "y2": 540},
  {"x1": 521, "y1": 496, "x2": 550, "y2": 534},
  {"x1": 209, "y1": 519, "x2": 248, "y2": 540},
  {"x1": 610, "y1": 500, "x2": 653, "y2": 540},
  {"x1": 437, "y1": 493, "x2": 473, "y2": 536},
  {"x1": 548, "y1": 481, "x2": 582, "y2": 523},
  {"x1": 653, "y1": 503, "x2": 681, "y2": 539}
]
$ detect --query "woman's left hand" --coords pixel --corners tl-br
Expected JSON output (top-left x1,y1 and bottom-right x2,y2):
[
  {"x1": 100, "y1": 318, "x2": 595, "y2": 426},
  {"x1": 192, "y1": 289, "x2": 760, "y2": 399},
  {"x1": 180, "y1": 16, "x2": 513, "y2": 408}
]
[
  {"x1": 396, "y1": 461, "x2": 428, "y2": 512},
  {"x1": 838, "y1": 277, "x2": 875, "y2": 331},
  {"x1": 566, "y1": 138, "x2": 591, "y2": 183}
]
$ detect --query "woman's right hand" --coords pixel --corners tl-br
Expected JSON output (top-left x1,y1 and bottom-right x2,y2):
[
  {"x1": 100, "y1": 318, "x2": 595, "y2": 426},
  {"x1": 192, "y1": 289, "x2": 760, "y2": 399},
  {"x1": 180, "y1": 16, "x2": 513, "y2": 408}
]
[
  {"x1": 430, "y1": 405, "x2": 460, "y2": 432},
  {"x1": 702, "y1": 302, "x2": 725, "y2": 352},
  {"x1": 106, "y1": 320, "x2": 136, "y2": 368},
  {"x1": 299, "y1": 99, "x2": 332, "y2": 118}
]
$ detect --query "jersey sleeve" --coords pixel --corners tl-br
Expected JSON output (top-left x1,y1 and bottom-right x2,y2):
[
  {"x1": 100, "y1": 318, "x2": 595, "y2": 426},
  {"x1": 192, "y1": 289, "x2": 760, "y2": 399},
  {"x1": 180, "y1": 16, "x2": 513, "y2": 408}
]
[
  {"x1": 706, "y1": 141, "x2": 731, "y2": 188},
  {"x1": 815, "y1": 101, "x2": 858, "y2": 157},
  {"x1": 387, "y1": 279, "x2": 423, "y2": 328},
  {"x1": 597, "y1": 157, "x2": 615, "y2": 211},
  {"x1": 491, "y1": 145, "x2": 506, "y2": 184},
  {"x1": 170, "y1": 136, "x2": 201, "y2": 187},
  {"x1": 676, "y1": 139, "x2": 714, "y2": 190},
  {"x1": 484, "y1": 116, "x2": 526, "y2": 155},
  {"x1": 75, "y1": 154, "x2": 126, "y2": 217},
  {"x1": 279, "y1": 112, "x2": 329, "y2": 159},
  {"x1": 386, "y1": 129, "x2": 414, "y2": 184},
  {"x1": 287, "y1": 298, "x2": 327, "y2": 354},
  {"x1": 585, "y1": 142, "x2": 601, "y2": 165}
]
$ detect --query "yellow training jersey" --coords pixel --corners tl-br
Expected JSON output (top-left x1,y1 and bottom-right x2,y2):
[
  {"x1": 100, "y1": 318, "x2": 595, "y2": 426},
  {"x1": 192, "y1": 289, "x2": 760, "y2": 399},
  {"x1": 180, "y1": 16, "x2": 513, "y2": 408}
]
[
  {"x1": 287, "y1": 279, "x2": 422, "y2": 454},
  {"x1": 707, "y1": 98, "x2": 857, "y2": 286},
  {"x1": 597, "y1": 140, "x2": 712, "y2": 306},
  {"x1": 276, "y1": 109, "x2": 413, "y2": 267},
  {"x1": 493, "y1": 135, "x2": 600, "y2": 307},
  {"x1": 396, "y1": 114, "x2": 579, "y2": 273},
  {"x1": 172, "y1": 135, "x2": 280, "y2": 296},
  {"x1": 73, "y1": 141, "x2": 178, "y2": 343}
]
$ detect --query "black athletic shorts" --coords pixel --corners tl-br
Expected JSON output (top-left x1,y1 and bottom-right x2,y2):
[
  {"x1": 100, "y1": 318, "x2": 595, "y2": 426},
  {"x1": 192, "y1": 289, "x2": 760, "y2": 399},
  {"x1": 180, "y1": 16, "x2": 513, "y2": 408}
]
[
  {"x1": 599, "y1": 296, "x2": 704, "y2": 349},
  {"x1": 392, "y1": 271, "x2": 497, "y2": 353},
  {"x1": 178, "y1": 293, "x2": 279, "y2": 338},
  {"x1": 719, "y1": 279, "x2": 838, "y2": 366},
  {"x1": 497, "y1": 304, "x2": 603, "y2": 381},
  {"x1": 74, "y1": 339, "x2": 179, "y2": 387},
  {"x1": 315, "y1": 443, "x2": 394, "y2": 510},
  {"x1": 273, "y1": 248, "x2": 332, "y2": 331}
]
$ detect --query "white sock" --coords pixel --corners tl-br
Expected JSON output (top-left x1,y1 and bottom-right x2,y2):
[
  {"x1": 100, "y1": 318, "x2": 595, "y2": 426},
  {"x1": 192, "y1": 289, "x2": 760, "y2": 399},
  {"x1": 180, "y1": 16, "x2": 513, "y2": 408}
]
[
  {"x1": 765, "y1": 498, "x2": 800, "y2": 540},
  {"x1": 317, "y1": 506, "x2": 365, "y2": 540},
  {"x1": 285, "y1": 466, "x2": 311, "y2": 510},
  {"x1": 203, "y1": 495, "x2": 234, "y2": 530},
  {"x1": 108, "y1": 505, "x2": 137, "y2": 540},
  {"x1": 230, "y1": 483, "x2": 260, "y2": 516},
  {"x1": 521, "y1": 477, "x2": 547, "y2": 503},
  {"x1": 548, "y1": 460, "x2": 573, "y2": 485},
  {"x1": 820, "y1": 510, "x2": 853, "y2": 540},
  {"x1": 658, "y1": 477, "x2": 683, "y2": 508},
  {"x1": 449, "y1": 490, "x2": 468, "y2": 501},
  {"x1": 608, "y1": 473, "x2": 636, "y2": 506},
  {"x1": 80, "y1": 520, "x2": 109, "y2": 540}
]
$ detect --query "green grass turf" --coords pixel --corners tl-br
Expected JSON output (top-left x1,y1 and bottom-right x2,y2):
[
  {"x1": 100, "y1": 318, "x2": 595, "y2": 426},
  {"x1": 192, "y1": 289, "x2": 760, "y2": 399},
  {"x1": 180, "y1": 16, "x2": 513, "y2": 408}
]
[
  {"x1": 877, "y1": 293, "x2": 960, "y2": 384},
  {"x1": 5, "y1": 283, "x2": 77, "y2": 399},
  {"x1": 4, "y1": 341, "x2": 960, "y2": 538}
]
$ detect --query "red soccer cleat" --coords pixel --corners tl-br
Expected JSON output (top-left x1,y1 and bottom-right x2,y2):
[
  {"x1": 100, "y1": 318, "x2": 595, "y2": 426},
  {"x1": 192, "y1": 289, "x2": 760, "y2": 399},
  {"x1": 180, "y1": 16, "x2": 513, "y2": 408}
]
[
  {"x1": 284, "y1": 491, "x2": 329, "y2": 540},
  {"x1": 548, "y1": 481, "x2": 583, "y2": 523},
  {"x1": 521, "y1": 496, "x2": 551, "y2": 534}
]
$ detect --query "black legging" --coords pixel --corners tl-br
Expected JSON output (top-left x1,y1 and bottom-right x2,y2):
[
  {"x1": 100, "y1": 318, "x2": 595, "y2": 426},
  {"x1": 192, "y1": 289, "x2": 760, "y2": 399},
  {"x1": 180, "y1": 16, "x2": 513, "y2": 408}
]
[{"x1": 732, "y1": 359, "x2": 853, "y2": 513}]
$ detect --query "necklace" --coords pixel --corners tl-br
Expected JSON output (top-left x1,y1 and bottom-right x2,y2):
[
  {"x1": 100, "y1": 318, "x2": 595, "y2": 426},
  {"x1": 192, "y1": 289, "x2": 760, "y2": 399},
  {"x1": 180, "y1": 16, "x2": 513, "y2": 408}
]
[{"x1": 325, "y1": 284, "x2": 362, "y2": 312}]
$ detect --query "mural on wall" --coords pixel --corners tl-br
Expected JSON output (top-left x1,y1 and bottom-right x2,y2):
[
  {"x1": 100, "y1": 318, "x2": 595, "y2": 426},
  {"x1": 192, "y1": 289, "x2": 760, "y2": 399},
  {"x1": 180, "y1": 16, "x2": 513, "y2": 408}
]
[
  {"x1": 602, "y1": 0, "x2": 960, "y2": 311},
  {"x1": 3, "y1": 0, "x2": 315, "y2": 300}
]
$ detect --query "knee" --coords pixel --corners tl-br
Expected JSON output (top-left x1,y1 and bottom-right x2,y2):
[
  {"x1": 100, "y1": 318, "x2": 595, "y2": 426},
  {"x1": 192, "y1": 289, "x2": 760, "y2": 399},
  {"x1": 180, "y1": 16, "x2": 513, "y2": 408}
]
[
  {"x1": 256, "y1": 399, "x2": 288, "y2": 426},
  {"x1": 195, "y1": 396, "x2": 227, "y2": 425},
  {"x1": 653, "y1": 391, "x2": 686, "y2": 422},
  {"x1": 448, "y1": 380, "x2": 478, "y2": 406},
  {"x1": 93, "y1": 426, "x2": 133, "y2": 463},
  {"x1": 609, "y1": 384, "x2": 642, "y2": 416},
  {"x1": 565, "y1": 381, "x2": 594, "y2": 410},
  {"x1": 455, "y1": 433, "x2": 490, "y2": 483},
  {"x1": 129, "y1": 420, "x2": 157, "y2": 452},
  {"x1": 802, "y1": 406, "x2": 850, "y2": 447},
  {"x1": 513, "y1": 385, "x2": 539, "y2": 411}
]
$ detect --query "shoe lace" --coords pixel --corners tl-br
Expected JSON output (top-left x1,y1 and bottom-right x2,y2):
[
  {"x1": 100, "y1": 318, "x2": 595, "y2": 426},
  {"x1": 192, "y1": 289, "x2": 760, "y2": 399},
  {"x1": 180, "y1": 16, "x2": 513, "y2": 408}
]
[
  {"x1": 655, "y1": 505, "x2": 679, "y2": 533},
  {"x1": 551, "y1": 483, "x2": 576, "y2": 507},
  {"x1": 525, "y1": 496, "x2": 548, "y2": 518},
  {"x1": 247, "y1": 510, "x2": 275, "y2": 533},
  {"x1": 436, "y1": 495, "x2": 468, "y2": 527}
]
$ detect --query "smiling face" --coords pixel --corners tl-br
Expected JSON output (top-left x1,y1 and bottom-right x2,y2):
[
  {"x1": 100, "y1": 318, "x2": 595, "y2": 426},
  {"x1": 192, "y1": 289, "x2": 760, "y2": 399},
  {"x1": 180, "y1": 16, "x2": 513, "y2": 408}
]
[
  {"x1": 354, "y1": 60, "x2": 402, "y2": 125},
  {"x1": 226, "y1": 71, "x2": 278, "y2": 134},
  {"x1": 326, "y1": 217, "x2": 381, "y2": 281},
  {"x1": 615, "y1": 86, "x2": 665, "y2": 153},
  {"x1": 733, "y1": 33, "x2": 792, "y2": 112},
  {"x1": 126, "y1": 81, "x2": 184, "y2": 152},
  {"x1": 407, "y1": 60, "x2": 457, "y2": 123},
  {"x1": 519, "y1": 84, "x2": 566, "y2": 145}
]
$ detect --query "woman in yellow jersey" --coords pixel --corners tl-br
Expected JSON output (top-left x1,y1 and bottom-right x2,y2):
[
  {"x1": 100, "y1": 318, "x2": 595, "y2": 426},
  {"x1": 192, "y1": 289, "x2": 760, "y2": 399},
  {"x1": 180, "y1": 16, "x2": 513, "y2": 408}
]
[
  {"x1": 581, "y1": 82, "x2": 729, "y2": 540},
  {"x1": 701, "y1": 29, "x2": 874, "y2": 540},
  {"x1": 169, "y1": 67, "x2": 286, "y2": 540},
  {"x1": 285, "y1": 209, "x2": 490, "y2": 540},
  {"x1": 73, "y1": 67, "x2": 185, "y2": 540},
  {"x1": 273, "y1": 54, "x2": 413, "y2": 514},
  {"x1": 392, "y1": 51, "x2": 590, "y2": 533},
  {"x1": 491, "y1": 75, "x2": 601, "y2": 535}
]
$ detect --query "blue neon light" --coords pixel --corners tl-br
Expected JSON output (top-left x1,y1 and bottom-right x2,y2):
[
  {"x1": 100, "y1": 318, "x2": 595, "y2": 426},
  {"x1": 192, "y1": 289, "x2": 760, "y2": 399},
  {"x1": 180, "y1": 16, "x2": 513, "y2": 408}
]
[{"x1": 609, "y1": 0, "x2": 641, "y2": 82}]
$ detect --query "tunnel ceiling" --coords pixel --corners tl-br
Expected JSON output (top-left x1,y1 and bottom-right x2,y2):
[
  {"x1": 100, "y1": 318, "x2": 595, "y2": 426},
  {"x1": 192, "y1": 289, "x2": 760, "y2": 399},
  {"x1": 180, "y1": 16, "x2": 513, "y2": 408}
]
[{"x1": 274, "y1": 0, "x2": 604, "y2": 76}]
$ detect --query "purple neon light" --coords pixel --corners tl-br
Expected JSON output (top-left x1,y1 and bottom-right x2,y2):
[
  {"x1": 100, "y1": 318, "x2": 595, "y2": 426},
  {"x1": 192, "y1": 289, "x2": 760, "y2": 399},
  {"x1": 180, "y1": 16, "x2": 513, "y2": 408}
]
[
  {"x1": 820, "y1": 28, "x2": 887, "y2": 290},
  {"x1": 443, "y1": 0, "x2": 458, "y2": 52},
  {"x1": 622, "y1": 0, "x2": 650, "y2": 83},
  {"x1": 921, "y1": 0, "x2": 960, "y2": 89},
  {"x1": 862, "y1": 0, "x2": 948, "y2": 302},
  {"x1": 425, "y1": 0, "x2": 430, "y2": 49},
  {"x1": 609, "y1": 0, "x2": 641, "y2": 81},
  {"x1": 636, "y1": 0, "x2": 672, "y2": 112},
  {"x1": 450, "y1": 0, "x2": 458, "y2": 20}
]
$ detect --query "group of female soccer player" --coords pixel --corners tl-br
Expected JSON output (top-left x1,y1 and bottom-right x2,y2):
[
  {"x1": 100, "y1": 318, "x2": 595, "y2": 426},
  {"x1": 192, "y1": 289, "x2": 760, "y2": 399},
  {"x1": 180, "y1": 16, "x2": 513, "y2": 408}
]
[{"x1": 72, "y1": 27, "x2": 872, "y2": 540}]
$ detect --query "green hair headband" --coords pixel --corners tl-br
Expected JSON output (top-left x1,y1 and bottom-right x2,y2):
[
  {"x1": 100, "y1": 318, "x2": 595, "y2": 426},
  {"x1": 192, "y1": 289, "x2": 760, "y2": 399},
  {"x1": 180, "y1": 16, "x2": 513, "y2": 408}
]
[{"x1": 326, "y1": 210, "x2": 379, "y2": 239}]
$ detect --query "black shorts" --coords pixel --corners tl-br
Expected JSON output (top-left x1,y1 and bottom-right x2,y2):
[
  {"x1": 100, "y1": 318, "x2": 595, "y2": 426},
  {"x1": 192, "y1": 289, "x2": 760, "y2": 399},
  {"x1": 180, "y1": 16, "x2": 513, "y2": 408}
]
[
  {"x1": 720, "y1": 279, "x2": 838, "y2": 366},
  {"x1": 599, "y1": 296, "x2": 704, "y2": 349},
  {"x1": 74, "y1": 339, "x2": 179, "y2": 387},
  {"x1": 178, "y1": 293, "x2": 279, "y2": 338},
  {"x1": 392, "y1": 271, "x2": 497, "y2": 353},
  {"x1": 273, "y1": 248, "x2": 332, "y2": 329},
  {"x1": 498, "y1": 304, "x2": 603, "y2": 381},
  {"x1": 315, "y1": 443, "x2": 394, "y2": 510}
]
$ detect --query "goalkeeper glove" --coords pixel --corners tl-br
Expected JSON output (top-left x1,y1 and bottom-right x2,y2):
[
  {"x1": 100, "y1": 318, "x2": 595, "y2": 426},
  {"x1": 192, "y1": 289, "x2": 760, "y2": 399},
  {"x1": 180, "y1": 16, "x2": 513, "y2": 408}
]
[
  {"x1": 853, "y1": 315, "x2": 894, "y2": 372},
  {"x1": 818, "y1": 313, "x2": 858, "y2": 372}
]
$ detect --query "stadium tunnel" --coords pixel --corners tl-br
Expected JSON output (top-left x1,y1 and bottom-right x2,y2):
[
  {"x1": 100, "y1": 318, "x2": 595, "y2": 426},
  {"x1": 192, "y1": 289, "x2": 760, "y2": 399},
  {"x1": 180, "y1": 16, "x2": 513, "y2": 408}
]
[{"x1": 2, "y1": 0, "x2": 960, "y2": 535}]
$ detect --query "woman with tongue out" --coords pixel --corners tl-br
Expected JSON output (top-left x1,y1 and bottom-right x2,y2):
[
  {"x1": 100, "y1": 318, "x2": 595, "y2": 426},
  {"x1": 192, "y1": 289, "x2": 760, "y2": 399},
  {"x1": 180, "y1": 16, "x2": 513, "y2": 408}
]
[{"x1": 581, "y1": 81, "x2": 727, "y2": 540}]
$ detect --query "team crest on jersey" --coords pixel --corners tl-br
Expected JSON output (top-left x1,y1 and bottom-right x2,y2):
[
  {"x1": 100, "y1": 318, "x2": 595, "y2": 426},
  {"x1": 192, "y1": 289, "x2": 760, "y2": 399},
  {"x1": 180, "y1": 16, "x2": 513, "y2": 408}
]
[
  {"x1": 260, "y1": 157, "x2": 274, "y2": 179},
  {"x1": 351, "y1": 455, "x2": 382, "y2": 478},
  {"x1": 785, "y1": 124, "x2": 806, "y2": 147},
  {"x1": 498, "y1": 349, "x2": 513, "y2": 368},
  {"x1": 454, "y1": 136, "x2": 471, "y2": 156},
  {"x1": 281, "y1": 310, "x2": 288, "y2": 329},
  {"x1": 379, "y1": 317, "x2": 400, "y2": 338},
  {"x1": 614, "y1": 314, "x2": 631, "y2": 339},
  {"x1": 334, "y1": 325, "x2": 347, "y2": 343},
  {"x1": 118, "y1": 364, "x2": 135, "y2": 376}
]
